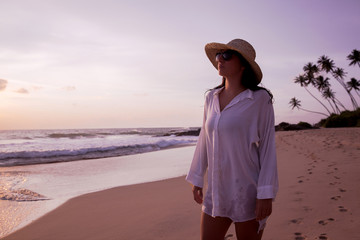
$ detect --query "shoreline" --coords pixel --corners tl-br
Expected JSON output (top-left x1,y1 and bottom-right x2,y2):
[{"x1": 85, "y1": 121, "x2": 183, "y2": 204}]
[
  {"x1": 3, "y1": 176, "x2": 206, "y2": 240},
  {"x1": 0, "y1": 145, "x2": 196, "y2": 238},
  {"x1": 0, "y1": 142, "x2": 197, "y2": 168},
  {"x1": 2, "y1": 128, "x2": 360, "y2": 239}
]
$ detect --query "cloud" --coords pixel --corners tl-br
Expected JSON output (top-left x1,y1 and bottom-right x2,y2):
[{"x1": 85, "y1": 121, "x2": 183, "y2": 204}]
[
  {"x1": 15, "y1": 88, "x2": 29, "y2": 94},
  {"x1": 63, "y1": 86, "x2": 76, "y2": 91},
  {"x1": 0, "y1": 79, "x2": 8, "y2": 91}
]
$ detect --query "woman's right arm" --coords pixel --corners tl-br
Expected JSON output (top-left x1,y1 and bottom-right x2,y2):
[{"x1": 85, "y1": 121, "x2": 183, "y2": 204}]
[{"x1": 185, "y1": 92, "x2": 210, "y2": 195}]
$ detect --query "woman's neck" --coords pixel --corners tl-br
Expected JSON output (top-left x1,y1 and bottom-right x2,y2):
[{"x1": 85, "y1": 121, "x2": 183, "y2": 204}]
[{"x1": 223, "y1": 77, "x2": 246, "y2": 94}]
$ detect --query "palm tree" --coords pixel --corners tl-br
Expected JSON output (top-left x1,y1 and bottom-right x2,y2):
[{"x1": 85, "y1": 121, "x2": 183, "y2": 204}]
[
  {"x1": 294, "y1": 74, "x2": 308, "y2": 87},
  {"x1": 314, "y1": 75, "x2": 330, "y2": 91},
  {"x1": 347, "y1": 49, "x2": 360, "y2": 67},
  {"x1": 332, "y1": 67, "x2": 346, "y2": 80},
  {"x1": 347, "y1": 78, "x2": 360, "y2": 98},
  {"x1": 317, "y1": 55, "x2": 335, "y2": 73},
  {"x1": 321, "y1": 87, "x2": 341, "y2": 114},
  {"x1": 314, "y1": 76, "x2": 343, "y2": 113},
  {"x1": 303, "y1": 62, "x2": 319, "y2": 82},
  {"x1": 332, "y1": 67, "x2": 358, "y2": 109},
  {"x1": 289, "y1": 97, "x2": 301, "y2": 109},
  {"x1": 321, "y1": 89, "x2": 336, "y2": 113},
  {"x1": 315, "y1": 74, "x2": 347, "y2": 111},
  {"x1": 294, "y1": 74, "x2": 332, "y2": 114},
  {"x1": 289, "y1": 97, "x2": 328, "y2": 117}
]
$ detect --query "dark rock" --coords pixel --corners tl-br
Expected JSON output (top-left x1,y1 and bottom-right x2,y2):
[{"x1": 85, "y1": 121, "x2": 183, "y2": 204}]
[{"x1": 174, "y1": 128, "x2": 201, "y2": 136}]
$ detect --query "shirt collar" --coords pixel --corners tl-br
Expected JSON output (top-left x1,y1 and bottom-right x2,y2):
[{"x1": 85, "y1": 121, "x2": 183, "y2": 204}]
[
  {"x1": 213, "y1": 87, "x2": 223, "y2": 96},
  {"x1": 214, "y1": 87, "x2": 254, "y2": 101}
]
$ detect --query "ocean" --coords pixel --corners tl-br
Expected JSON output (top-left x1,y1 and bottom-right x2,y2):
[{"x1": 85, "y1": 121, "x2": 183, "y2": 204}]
[
  {"x1": 0, "y1": 127, "x2": 198, "y2": 237},
  {"x1": 0, "y1": 127, "x2": 199, "y2": 167}
]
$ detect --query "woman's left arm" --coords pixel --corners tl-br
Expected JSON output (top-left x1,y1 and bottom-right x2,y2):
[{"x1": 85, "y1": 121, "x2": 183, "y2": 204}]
[{"x1": 256, "y1": 95, "x2": 279, "y2": 208}]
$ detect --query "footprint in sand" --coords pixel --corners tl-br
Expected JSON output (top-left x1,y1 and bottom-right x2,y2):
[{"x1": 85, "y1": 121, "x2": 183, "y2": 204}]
[
  {"x1": 318, "y1": 218, "x2": 335, "y2": 225},
  {"x1": 339, "y1": 188, "x2": 346, "y2": 192},
  {"x1": 290, "y1": 218, "x2": 303, "y2": 224},
  {"x1": 297, "y1": 176, "x2": 304, "y2": 183},
  {"x1": 303, "y1": 206, "x2": 312, "y2": 212},
  {"x1": 331, "y1": 195, "x2": 341, "y2": 201},
  {"x1": 336, "y1": 143, "x2": 343, "y2": 148},
  {"x1": 318, "y1": 233, "x2": 328, "y2": 239},
  {"x1": 294, "y1": 232, "x2": 306, "y2": 240},
  {"x1": 338, "y1": 206, "x2": 348, "y2": 212}
]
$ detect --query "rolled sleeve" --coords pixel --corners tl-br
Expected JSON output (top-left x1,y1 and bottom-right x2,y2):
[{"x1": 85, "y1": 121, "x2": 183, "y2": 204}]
[
  {"x1": 186, "y1": 171, "x2": 205, "y2": 188},
  {"x1": 257, "y1": 185, "x2": 277, "y2": 199}
]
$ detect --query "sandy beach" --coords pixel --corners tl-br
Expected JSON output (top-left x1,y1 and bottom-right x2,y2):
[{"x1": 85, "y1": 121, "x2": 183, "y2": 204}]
[{"x1": 2, "y1": 128, "x2": 359, "y2": 240}]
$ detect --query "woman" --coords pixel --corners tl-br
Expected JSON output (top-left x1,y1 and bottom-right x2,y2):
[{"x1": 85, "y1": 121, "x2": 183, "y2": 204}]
[{"x1": 186, "y1": 39, "x2": 278, "y2": 240}]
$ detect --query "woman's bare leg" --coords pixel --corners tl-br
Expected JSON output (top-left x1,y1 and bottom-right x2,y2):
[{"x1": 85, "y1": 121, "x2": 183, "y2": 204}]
[
  {"x1": 201, "y1": 212, "x2": 232, "y2": 240},
  {"x1": 234, "y1": 219, "x2": 263, "y2": 240}
]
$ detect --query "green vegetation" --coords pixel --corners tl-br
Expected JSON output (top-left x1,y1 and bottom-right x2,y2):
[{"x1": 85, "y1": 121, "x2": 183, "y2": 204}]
[
  {"x1": 319, "y1": 108, "x2": 360, "y2": 128},
  {"x1": 275, "y1": 121, "x2": 316, "y2": 131},
  {"x1": 277, "y1": 109, "x2": 360, "y2": 131}
]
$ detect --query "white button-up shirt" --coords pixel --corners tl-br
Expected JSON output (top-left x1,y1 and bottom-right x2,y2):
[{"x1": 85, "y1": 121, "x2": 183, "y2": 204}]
[{"x1": 186, "y1": 87, "x2": 278, "y2": 222}]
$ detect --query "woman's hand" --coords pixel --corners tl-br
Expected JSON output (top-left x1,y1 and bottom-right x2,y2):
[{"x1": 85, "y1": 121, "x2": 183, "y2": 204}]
[
  {"x1": 192, "y1": 185, "x2": 203, "y2": 204},
  {"x1": 255, "y1": 198, "x2": 272, "y2": 221}
]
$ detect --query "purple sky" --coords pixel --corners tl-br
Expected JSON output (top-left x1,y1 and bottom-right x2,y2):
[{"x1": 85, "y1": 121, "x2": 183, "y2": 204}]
[{"x1": 0, "y1": 0, "x2": 359, "y2": 129}]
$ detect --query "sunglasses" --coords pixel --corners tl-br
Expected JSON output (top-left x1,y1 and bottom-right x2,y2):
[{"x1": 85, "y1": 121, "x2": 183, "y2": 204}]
[{"x1": 215, "y1": 50, "x2": 235, "y2": 62}]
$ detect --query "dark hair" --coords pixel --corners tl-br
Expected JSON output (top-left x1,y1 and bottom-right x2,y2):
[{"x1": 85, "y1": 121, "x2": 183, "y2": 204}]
[{"x1": 213, "y1": 50, "x2": 273, "y2": 101}]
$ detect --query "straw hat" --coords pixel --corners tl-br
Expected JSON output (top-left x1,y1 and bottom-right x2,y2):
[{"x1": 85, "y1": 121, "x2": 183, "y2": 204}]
[{"x1": 205, "y1": 39, "x2": 262, "y2": 84}]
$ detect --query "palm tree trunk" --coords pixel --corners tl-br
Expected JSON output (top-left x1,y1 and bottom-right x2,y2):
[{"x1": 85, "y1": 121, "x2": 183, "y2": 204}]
[
  {"x1": 304, "y1": 87, "x2": 332, "y2": 114},
  {"x1": 299, "y1": 107, "x2": 329, "y2": 117},
  {"x1": 326, "y1": 99, "x2": 336, "y2": 113},
  {"x1": 334, "y1": 97, "x2": 347, "y2": 111},
  {"x1": 334, "y1": 77, "x2": 359, "y2": 109},
  {"x1": 355, "y1": 90, "x2": 360, "y2": 99},
  {"x1": 331, "y1": 98, "x2": 341, "y2": 114},
  {"x1": 347, "y1": 89, "x2": 359, "y2": 109}
]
